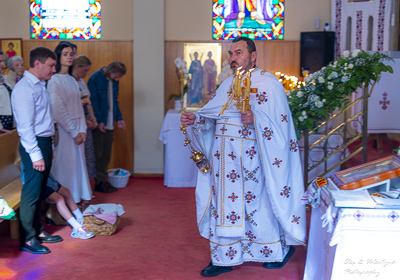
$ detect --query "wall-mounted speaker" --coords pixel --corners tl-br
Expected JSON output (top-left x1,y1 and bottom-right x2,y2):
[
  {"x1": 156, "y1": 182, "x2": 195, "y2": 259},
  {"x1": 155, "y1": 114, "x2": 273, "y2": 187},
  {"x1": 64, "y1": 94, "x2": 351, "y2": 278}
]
[{"x1": 300, "y1": 31, "x2": 335, "y2": 76}]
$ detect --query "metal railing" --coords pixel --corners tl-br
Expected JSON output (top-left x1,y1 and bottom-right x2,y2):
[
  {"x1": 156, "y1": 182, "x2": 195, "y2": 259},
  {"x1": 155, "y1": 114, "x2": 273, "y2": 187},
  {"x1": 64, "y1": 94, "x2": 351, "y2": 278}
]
[{"x1": 302, "y1": 85, "x2": 374, "y2": 188}]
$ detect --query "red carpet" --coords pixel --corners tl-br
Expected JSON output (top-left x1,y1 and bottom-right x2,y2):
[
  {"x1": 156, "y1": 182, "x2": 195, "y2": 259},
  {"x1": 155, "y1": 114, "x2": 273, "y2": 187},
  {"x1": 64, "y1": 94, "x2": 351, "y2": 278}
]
[
  {"x1": 1, "y1": 139, "x2": 398, "y2": 279},
  {"x1": 345, "y1": 139, "x2": 399, "y2": 168},
  {"x1": 0, "y1": 178, "x2": 307, "y2": 280}
]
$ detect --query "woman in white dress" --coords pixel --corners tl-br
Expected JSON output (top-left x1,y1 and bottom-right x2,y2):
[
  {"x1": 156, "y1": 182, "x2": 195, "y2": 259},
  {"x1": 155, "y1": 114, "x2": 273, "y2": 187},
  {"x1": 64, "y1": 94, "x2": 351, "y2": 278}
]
[{"x1": 47, "y1": 43, "x2": 92, "y2": 204}]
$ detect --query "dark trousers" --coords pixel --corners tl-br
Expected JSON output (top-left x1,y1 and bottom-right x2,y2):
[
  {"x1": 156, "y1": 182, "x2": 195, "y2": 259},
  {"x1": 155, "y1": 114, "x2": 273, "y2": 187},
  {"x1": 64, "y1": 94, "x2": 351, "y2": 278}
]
[
  {"x1": 19, "y1": 137, "x2": 53, "y2": 242},
  {"x1": 92, "y1": 129, "x2": 114, "y2": 185}
]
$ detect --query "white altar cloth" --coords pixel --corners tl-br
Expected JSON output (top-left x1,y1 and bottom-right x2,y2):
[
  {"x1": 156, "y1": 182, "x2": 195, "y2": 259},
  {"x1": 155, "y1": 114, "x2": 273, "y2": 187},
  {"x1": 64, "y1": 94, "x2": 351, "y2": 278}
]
[
  {"x1": 368, "y1": 53, "x2": 400, "y2": 133},
  {"x1": 304, "y1": 182, "x2": 400, "y2": 280},
  {"x1": 352, "y1": 52, "x2": 400, "y2": 133},
  {"x1": 330, "y1": 208, "x2": 400, "y2": 279},
  {"x1": 158, "y1": 109, "x2": 197, "y2": 187}
]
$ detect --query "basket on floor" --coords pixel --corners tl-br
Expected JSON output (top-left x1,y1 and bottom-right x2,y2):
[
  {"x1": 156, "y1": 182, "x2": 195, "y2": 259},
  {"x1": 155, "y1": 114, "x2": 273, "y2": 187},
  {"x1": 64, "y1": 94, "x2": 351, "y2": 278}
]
[
  {"x1": 84, "y1": 215, "x2": 120, "y2": 236},
  {"x1": 108, "y1": 168, "x2": 130, "y2": 188}
]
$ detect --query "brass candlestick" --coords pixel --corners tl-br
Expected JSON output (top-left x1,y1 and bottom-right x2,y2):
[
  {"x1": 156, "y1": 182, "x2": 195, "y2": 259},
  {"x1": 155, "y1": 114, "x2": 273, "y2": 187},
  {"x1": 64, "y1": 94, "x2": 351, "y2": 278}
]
[
  {"x1": 234, "y1": 68, "x2": 253, "y2": 112},
  {"x1": 233, "y1": 68, "x2": 242, "y2": 111},
  {"x1": 242, "y1": 70, "x2": 252, "y2": 111}
]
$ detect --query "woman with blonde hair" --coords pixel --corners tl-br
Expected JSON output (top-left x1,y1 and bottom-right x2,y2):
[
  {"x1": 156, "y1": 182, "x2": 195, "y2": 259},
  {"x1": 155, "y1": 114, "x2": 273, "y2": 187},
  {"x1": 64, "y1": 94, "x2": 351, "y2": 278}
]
[
  {"x1": 72, "y1": 55, "x2": 97, "y2": 182},
  {"x1": 20, "y1": 161, "x2": 95, "y2": 239}
]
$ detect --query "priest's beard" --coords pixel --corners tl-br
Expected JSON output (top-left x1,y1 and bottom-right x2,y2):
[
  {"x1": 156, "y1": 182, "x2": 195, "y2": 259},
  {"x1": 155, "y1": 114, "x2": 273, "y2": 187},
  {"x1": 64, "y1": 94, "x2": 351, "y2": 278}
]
[{"x1": 230, "y1": 56, "x2": 254, "y2": 72}]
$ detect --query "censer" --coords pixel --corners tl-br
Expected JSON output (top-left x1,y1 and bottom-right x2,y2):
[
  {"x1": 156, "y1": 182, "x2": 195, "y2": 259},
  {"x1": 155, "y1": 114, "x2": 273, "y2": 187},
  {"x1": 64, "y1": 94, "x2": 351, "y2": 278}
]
[{"x1": 179, "y1": 124, "x2": 210, "y2": 174}]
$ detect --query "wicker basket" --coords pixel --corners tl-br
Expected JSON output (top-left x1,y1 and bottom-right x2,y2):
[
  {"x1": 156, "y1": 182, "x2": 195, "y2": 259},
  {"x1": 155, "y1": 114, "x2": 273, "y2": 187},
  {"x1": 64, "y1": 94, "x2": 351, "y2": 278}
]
[
  {"x1": 84, "y1": 215, "x2": 120, "y2": 236},
  {"x1": 108, "y1": 169, "x2": 130, "y2": 188}
]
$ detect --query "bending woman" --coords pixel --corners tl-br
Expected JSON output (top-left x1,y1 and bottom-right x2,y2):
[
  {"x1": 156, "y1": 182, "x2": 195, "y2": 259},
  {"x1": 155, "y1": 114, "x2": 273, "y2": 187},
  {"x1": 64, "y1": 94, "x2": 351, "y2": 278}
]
[
  {"x1": 45, "y1": 175, "x2": 94, "y2": 239},
  {"x1": 20, "y1": 162, "x2": 94, "y2": 239},
  {"x1": 47, "y1": 43, "x2": 92, "y2": 203}
]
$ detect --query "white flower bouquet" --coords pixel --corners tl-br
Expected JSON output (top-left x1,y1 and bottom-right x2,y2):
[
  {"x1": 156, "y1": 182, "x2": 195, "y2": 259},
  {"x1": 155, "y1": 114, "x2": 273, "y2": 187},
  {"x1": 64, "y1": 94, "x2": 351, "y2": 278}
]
[
  {"x1": 169, "y1": 57, "x2": 189, "y2": 102},
  {"x1": 217, "y1": 60, "x2": 232, "y2": 87},
  {"x1": 287, "y1": 50, "x2": 393, "y2": 136}
]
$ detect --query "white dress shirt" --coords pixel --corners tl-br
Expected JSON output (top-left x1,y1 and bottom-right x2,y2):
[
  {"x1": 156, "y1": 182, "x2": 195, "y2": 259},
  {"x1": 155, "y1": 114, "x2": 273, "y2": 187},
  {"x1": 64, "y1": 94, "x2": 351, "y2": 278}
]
[
  {"x1": 11, "y1": 70, "x2": 54, "y2": 162},
  {"x1": 106, "y1": 79, "x2": 114, "y2": 130}
]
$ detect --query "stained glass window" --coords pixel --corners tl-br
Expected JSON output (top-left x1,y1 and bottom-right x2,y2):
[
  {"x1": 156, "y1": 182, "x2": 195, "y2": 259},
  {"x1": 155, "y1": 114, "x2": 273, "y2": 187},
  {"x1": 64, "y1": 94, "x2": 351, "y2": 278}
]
[
  {"x1": 212, "y1": 0, "x2": 285, "y2": 40},
  {"x1": 30, "y1": 0, "x2": 101, "y2": 40}
]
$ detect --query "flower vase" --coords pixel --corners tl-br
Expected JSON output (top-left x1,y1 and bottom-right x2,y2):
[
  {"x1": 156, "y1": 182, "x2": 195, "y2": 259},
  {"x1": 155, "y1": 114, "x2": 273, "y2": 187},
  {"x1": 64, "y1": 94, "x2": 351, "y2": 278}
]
[{"x1": 174, "y1": 99, "x2": 182, "y2": 112}]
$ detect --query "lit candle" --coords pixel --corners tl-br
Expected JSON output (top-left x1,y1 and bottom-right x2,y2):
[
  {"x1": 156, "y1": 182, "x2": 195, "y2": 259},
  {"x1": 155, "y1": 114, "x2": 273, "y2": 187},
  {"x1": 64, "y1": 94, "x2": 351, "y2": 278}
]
[
  {"x1": 246, "y1": 71, "x2": 251, "y2": 98},
  {"x1": 238, "y1": 67, "x2": 243, "y2": 96},
  {"x1": 235, "y1": 70, "x2": 240, "y2": 99},
  {"x1": 234, "y1": 70, "x2": 239, "y2": 97},
  {"x1": 238, "y1": 71, "x2": 243, "y2": 97}
]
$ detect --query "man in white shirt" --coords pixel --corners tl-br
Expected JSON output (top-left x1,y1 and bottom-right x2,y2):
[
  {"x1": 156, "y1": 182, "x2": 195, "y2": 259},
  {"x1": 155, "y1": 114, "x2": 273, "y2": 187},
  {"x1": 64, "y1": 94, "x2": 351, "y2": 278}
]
[{"x1": 12, "y1": 47, "x2": 63, "y2": 254}]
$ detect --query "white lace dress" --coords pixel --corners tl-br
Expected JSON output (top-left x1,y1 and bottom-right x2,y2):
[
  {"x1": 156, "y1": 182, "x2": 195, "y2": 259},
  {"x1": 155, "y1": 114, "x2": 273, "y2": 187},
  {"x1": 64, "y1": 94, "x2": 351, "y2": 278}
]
[{"x1": 48, "y1": 74, "x2": 92, "y2": 203}]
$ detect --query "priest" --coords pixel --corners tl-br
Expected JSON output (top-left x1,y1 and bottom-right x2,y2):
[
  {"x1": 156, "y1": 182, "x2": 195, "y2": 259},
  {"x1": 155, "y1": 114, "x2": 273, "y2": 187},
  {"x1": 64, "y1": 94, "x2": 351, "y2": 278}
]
[{"x1": 181, "y1": 37, "x2": 306, "y2": 277}]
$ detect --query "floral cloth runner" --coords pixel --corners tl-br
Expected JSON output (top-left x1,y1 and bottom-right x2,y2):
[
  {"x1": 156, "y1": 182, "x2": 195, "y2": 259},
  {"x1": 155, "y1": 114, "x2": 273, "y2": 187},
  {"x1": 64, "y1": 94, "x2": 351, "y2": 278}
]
[{"x1": 0, "y1": 196, "x2": 16, "y2": 220}]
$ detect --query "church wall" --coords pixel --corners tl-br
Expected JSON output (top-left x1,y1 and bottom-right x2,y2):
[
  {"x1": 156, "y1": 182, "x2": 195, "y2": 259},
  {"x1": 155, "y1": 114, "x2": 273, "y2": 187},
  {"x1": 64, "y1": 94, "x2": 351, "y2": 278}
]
[{"x1": 133, "y1": 0, "x2": 165, "y2": 175}]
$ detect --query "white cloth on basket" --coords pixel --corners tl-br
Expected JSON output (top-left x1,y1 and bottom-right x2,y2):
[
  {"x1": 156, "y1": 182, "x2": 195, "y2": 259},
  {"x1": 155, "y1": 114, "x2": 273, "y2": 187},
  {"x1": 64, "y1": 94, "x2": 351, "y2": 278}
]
[{"x1": 83, "y1": 203, "x2": 125, "y2": 225}]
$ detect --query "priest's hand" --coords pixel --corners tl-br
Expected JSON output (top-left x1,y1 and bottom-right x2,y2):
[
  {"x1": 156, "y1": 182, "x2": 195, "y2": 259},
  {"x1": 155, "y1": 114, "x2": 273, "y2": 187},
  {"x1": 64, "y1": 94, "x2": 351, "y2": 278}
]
[
  {"x1": 181, "y1": 112, "x2": 196, "y2": 126},
  {"x1": 241, "y1": 111, "x2": 254, "y2": 125}
]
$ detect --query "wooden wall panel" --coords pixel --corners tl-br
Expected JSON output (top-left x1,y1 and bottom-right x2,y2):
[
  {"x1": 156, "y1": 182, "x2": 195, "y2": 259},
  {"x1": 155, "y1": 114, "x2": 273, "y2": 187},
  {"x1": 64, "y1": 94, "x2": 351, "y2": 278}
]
[
  {"x1": 165, "y1": 40, "x2": 300, "y2": 112},
  {"x1": 21, "y1": 40, "x2": 134, "y2": 172}
]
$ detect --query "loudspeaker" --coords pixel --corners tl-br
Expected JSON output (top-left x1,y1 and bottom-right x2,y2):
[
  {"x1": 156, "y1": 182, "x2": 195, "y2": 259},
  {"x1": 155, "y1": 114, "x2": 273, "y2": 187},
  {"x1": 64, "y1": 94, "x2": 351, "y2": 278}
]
[{"x1": 300, "y1": 31, "x2": 335, "y2": 76}]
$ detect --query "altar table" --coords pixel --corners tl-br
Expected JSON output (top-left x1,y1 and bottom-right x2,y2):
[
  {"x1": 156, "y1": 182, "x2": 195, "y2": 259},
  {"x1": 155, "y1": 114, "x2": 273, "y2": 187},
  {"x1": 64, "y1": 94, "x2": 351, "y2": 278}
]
[
  {"x1": 303, "y1": 182, "x2": 400, "y2": 280},
  {"x1": 159, "y1": 109, "x2": 197, "y2": 187}
]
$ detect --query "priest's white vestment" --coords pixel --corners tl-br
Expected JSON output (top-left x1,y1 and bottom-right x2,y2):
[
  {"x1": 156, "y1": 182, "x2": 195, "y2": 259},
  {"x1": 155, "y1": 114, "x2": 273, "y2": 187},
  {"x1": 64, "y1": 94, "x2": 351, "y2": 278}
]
[{"x1": 190, "y1": 67, "x2": 306, "y2": 266}]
